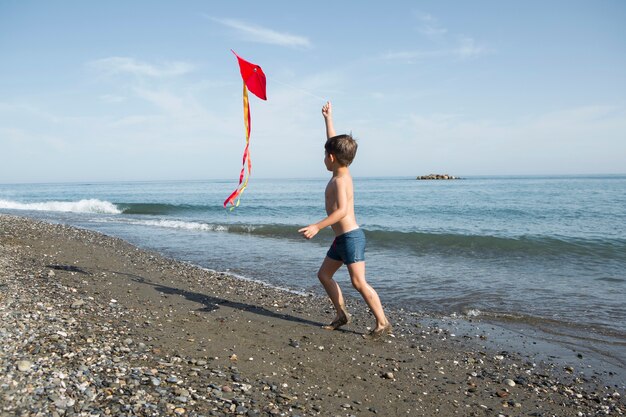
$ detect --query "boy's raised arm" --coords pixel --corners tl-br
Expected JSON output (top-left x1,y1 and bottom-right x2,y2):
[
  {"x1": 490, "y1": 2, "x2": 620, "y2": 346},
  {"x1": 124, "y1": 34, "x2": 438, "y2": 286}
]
[{"x1": 322, "y1": 101, "x2": 336, "y2": 139}]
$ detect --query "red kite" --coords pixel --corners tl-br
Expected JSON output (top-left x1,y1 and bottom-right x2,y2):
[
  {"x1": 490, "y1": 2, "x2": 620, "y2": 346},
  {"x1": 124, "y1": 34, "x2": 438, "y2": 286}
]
[{"x1": 233, "y1": 50, "x2": 267, "y2": 100}]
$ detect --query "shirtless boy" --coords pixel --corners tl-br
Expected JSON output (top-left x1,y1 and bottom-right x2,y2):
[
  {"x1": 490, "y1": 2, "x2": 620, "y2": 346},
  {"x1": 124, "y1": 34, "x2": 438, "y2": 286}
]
[{"x1": 299, "y1": 101, "x2": 391, "y2": 338}]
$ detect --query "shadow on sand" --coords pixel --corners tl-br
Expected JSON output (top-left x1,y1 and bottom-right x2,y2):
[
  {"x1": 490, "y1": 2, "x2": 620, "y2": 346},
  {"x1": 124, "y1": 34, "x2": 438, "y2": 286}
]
[{"x1": 104, "y1": 269, "x2": 329, "y2": 329}]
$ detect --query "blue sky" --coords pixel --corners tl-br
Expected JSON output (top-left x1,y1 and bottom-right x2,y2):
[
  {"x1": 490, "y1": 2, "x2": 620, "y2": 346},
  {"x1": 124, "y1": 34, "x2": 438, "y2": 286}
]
[{"x1": 1, "y1": 1, "x2": 625, "y2": 183}]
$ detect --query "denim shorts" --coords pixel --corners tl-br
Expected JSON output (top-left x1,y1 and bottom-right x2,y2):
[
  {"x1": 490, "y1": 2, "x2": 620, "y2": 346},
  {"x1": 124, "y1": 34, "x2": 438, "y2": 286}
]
[{"x1": 327, "y1": 228, "x2": 366, "y2": 265}]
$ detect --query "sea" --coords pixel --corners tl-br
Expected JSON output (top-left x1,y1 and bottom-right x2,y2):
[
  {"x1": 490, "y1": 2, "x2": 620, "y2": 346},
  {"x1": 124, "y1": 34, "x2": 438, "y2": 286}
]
[{"x1": 1, "y1": 175, "x2": 625, "y2": 371}]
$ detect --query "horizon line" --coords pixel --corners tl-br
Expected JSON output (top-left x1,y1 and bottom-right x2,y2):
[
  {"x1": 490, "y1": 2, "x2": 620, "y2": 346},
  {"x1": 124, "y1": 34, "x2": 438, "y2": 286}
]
[{"x1": 1, "y1": 173, "x2": 626, "y2": 186}]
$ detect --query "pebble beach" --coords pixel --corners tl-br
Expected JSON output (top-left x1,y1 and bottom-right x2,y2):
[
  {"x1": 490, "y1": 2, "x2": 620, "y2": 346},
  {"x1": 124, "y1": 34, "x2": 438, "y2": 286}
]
[{"x1": 1, "y1": 214, "x2": 624, "y2": 416}]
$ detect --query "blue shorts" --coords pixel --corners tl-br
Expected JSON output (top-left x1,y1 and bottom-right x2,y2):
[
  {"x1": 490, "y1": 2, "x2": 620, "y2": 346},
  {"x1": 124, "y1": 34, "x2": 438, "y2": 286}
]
[{"x1": 326, "y1": 228, "x2": 366, "y2": 265}]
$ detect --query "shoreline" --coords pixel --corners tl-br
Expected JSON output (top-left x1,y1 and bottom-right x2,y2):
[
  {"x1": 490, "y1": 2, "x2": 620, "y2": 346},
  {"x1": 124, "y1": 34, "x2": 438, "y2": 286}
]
[{"x1": 1, "y1": 214, "x2": 624, "y2": 416}]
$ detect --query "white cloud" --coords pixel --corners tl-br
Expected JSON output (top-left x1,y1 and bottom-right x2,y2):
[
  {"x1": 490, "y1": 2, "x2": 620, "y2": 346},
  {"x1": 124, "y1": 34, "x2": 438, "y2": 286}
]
[
  {"x1": 399, "y1": 105, "x2": 626, "y2": 174},
  {"x1": 0, "y1": 127, "x2": 28, "y2": 143},
  {"x1": 385, "y1": 12, "x2": 490, "y2": 62},
  {"x1": 382, "y1": 49, "x2": 444, "y2": 61},
  {"x1": 455, "y1": 36, "x2": 487, "y2": 59},
  {"x1": 99, "y1": 94, "x2": 126, "y2": 103},
  {"x1": 408, "y1": 106, "x2": 626, "y2": 145},
  {"x1": 133, "y1": 88, "x2": 186, "y2": 114},
  {"x1": 211, "y1": 17, "x2": 311, "y2": 48},
  {"x1": 382, "y1": 37, "x2": 489, "y2": 62},
  {"x1": 0, "y1": 102, "x2": 62, "y2": 123},
  {"x1": 108, "y1": 114, "x2": 158, "y2": 128},
  {"x1": 415, "y1": 12, "x2": 448, "y2": 38},
  {"x1": 88, "y1": 57, "x2": 195, "y2": 78}
]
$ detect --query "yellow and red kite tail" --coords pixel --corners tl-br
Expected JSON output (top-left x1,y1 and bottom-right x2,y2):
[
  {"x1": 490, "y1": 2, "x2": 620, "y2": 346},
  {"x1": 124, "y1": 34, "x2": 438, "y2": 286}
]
[{"x1": 223, "y1": 83, "x2": 252, "y2": 208}]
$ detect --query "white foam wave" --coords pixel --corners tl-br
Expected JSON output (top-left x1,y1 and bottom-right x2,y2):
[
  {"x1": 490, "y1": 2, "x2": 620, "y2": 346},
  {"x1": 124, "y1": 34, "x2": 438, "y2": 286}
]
[
  {"x1": 136, "y1": 219, "x2": 227, "y2": 232},
  {"x1": 0, "y1": 199, "x2": 122, "y2": 214},
  {"x1": 464, "y1": 309, "x2": 482, "y2": 317}
]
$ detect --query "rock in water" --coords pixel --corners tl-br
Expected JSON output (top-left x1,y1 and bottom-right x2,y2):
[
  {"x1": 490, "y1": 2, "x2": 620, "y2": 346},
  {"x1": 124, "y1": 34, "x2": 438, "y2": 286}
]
[{"x1": 416, "y1": 173, "x2": 460, "y2": 180}]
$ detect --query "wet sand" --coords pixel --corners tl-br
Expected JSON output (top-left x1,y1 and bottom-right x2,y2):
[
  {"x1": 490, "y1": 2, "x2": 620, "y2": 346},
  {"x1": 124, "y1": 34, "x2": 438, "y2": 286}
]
[{"x1": 1, "y1": 214, "x2": 623, "y2": 416}]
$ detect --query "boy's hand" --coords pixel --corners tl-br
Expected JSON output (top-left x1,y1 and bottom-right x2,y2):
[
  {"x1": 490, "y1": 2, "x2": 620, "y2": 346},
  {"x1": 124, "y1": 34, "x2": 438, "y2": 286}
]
[
  {"x1": 322, "y1": 101, "x2": 335, "y2": 138},
  {"x1": 298, "y1": 224, "x2": 320, "y2": 240},
  {"x1": 321, "y1": 101, "x2": 332, "y2": 119}
]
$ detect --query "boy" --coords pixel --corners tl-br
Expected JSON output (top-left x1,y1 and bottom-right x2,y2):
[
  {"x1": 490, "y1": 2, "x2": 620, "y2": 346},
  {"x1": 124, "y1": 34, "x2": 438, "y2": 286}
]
[{"x1": 299, "y1": 102, "x2": 392, "y2": 339}]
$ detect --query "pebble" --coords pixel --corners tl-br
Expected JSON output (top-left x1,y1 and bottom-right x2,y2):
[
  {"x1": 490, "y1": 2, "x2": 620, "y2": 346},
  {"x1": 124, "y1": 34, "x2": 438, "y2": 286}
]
[
  {"x1": 16, "y1": 360, "x2": 33, "y2": 372},
  {"x1": 504, "y1": 378, "x2": 516, "y2": 387},
  {"x1": 514, "y1": 377, "x2": 527, "y2": 385},
  {"x1": 70, "y1": 299, "x2": 85, "y2": 308}
]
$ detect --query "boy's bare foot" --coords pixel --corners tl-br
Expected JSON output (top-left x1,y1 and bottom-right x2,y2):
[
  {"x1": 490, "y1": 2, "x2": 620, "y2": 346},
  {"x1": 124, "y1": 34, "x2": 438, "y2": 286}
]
[
  {"x1": 322, "y1": 311, "x2": 351, "y2": 330},
  {"x1": 362, "y1": 322, "x2": 393, "y2": 340}
]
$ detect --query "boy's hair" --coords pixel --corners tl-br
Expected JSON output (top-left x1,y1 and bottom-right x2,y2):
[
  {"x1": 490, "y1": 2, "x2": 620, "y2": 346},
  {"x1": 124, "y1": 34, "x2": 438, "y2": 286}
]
[{"x1": 325, "y1": 134, "x2": 358, "y2": 166}]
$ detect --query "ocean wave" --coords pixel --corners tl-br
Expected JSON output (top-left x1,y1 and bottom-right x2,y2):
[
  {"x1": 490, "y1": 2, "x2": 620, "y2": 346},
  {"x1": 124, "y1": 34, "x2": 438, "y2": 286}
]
[
  {"x1": 118, "y1": 203, "x2": 223, "y2": 215},
  {"x1": 463, "y1": 309, "x2": 483, "y2": 317},
  {"x1": 124, "y1": 219, "x2": 270, "y2": 236},
  {"x1": 121, "y1": 219, "x2": 626, "y2": 261},
  {"x1": 366, "y1": 229, "x2": 626, "y2": 260},
  {"x1": 0, "y1": 199, "x2": 122, "y2": 214},
  {"x1": 134, "y1": 219, "x2": 229, "y2": 232}
]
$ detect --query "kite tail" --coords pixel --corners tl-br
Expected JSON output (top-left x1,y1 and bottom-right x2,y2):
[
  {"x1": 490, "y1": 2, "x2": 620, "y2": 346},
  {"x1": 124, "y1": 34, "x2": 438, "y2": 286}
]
[{"x1": 224, "y1": 83, "x2": 252, "y2": 209}]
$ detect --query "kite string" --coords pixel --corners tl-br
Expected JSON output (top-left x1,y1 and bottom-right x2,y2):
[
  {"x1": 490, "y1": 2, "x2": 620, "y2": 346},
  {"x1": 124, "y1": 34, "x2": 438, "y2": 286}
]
[{"x1": 272, "y1": 78, "x2": 327, "y2": 102}]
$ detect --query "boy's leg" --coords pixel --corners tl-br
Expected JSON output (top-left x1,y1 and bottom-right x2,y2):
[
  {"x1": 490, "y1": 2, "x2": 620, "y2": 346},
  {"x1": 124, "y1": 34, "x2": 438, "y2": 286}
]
[
  {"x1": 347, "y1": 261, "x2": 389, "y2": 331},
  {"x1": 317, "y1": 256, "x2": 350, "y2": 328}
]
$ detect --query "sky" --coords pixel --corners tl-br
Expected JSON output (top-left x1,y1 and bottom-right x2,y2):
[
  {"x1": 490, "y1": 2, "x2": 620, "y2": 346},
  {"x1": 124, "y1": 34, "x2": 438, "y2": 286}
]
[{"x1": 1, "y1": 0, "x2": 625, "y2": 183}]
